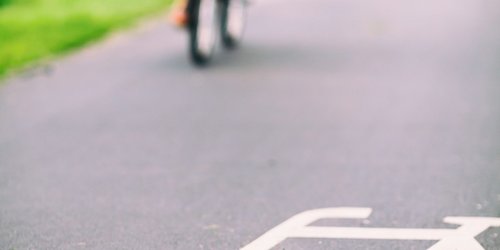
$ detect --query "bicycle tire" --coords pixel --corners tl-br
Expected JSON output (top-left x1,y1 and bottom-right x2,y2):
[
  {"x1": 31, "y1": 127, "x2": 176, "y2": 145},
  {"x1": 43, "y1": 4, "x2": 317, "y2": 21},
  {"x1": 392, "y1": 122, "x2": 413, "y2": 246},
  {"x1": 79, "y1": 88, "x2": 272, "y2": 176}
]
[
  {"x1": 188, "y1": 0, "x2": 218, "y2": 65},
  {"x1": 220, "y1": 0, "x2": 246, "y2": 49}
]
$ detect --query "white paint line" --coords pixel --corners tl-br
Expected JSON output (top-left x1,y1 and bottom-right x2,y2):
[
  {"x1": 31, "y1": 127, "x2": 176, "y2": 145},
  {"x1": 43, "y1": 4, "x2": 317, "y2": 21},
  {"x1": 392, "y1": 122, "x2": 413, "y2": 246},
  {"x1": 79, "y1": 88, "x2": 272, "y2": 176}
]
[
  {"x1": 292, "y1": 227, "x2": 455, "y2": 240},
  {"x1": 240, "y1": 207, "x2": 500, "y2": 250}
]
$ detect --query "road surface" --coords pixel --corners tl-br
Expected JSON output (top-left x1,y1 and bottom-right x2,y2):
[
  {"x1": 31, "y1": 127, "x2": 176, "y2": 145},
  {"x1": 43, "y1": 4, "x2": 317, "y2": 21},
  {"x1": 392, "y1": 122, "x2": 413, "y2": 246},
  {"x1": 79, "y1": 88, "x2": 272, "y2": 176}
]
[{"x1": 1, "y1": 0, "x2": 500, "y2": 249}]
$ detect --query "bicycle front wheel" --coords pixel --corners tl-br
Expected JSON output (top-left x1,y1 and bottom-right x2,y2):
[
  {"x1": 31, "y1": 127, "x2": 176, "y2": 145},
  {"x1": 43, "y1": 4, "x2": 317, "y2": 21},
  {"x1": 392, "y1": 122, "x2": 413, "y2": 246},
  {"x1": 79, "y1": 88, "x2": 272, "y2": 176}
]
[{"x1": 220, "y1": 0, "x2": 246, "y2": 49}]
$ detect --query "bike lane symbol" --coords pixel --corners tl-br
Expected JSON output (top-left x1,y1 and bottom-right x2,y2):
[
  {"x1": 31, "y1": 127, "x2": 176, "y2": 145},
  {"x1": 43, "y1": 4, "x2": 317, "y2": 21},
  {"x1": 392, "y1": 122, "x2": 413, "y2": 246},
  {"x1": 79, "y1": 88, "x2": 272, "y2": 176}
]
[{"x1": 241, "y1": 207, "x2": 500, "y2": 250}]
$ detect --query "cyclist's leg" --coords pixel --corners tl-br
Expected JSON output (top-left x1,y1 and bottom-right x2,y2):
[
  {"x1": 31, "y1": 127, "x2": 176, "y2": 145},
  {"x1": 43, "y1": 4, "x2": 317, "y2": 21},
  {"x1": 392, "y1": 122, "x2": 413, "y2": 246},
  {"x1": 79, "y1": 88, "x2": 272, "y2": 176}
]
[{"x1": 170, "y1": 0, "x2": 190, "y2": 27}]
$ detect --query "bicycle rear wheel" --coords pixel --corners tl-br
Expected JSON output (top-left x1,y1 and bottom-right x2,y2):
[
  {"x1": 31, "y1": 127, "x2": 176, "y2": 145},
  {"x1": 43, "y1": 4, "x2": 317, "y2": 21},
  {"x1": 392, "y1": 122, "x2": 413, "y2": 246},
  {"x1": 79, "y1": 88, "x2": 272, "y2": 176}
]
[{"x1": 188, "y1": 0, "x2": 218, "y2": 65}]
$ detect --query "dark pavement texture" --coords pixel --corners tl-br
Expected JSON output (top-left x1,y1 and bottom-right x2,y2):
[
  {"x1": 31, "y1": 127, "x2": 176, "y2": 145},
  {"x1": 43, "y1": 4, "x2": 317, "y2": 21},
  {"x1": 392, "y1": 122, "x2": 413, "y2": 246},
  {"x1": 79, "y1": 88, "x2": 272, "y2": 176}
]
[{"x1": 1, "y1": 0, "x2": 500, "y2": 249}]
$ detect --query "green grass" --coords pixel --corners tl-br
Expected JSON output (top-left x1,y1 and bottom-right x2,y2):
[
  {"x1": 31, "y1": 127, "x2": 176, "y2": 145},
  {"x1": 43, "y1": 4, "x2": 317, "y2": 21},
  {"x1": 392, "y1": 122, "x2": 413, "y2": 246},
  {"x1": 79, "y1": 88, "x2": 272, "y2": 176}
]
[{"x1": 0, "y1": 0, "x2": 172, "y2": 76}]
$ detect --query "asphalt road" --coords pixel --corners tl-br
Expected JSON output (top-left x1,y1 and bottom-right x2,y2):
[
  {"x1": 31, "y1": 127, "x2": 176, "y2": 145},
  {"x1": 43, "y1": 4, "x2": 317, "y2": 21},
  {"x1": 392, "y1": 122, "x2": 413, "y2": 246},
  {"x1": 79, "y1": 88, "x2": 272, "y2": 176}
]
[{"x1": 1, "y1": 0, "x2": 500, "y2": 249}]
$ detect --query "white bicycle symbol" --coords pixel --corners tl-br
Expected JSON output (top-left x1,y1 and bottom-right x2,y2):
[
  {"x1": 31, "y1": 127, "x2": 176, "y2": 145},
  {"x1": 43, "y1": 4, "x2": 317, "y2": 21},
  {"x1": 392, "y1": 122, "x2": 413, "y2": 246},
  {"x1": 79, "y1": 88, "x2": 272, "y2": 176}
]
[{"x1": 241, "y1": 207, "x2": 500, "y2": 250}]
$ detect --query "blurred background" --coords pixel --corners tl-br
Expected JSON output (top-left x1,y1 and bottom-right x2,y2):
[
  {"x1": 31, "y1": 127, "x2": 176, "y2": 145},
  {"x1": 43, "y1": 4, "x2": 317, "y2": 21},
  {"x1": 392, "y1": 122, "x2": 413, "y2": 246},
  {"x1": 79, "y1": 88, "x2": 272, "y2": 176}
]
[{"x1": 0, "y1": 0, "x2": 172, "y2": 76}]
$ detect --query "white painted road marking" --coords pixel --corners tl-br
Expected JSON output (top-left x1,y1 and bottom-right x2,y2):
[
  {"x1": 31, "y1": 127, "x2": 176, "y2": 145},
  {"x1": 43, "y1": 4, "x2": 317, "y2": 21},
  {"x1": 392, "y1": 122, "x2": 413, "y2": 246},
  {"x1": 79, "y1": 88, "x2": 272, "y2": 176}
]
[{"x1": 240, "y1": 207, "x2": 500, "y2": 250}]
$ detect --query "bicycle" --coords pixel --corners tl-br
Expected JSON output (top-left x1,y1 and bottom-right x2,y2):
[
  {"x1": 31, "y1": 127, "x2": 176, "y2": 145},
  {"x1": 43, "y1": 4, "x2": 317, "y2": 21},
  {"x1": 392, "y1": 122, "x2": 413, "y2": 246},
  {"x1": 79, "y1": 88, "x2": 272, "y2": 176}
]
[{"x1": 186, "y1": 0, "x2": 247, "y2": 65}]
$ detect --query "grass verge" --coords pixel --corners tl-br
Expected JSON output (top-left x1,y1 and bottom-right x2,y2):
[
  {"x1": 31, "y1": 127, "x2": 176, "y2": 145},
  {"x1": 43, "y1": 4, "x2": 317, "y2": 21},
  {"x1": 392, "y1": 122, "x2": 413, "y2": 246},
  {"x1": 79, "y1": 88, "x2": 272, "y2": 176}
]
[{"x1": 0, "y1": 0, "x2": 172, "y2": 77}]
